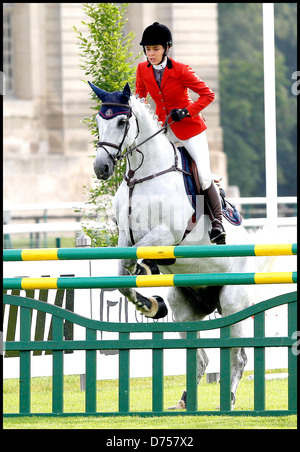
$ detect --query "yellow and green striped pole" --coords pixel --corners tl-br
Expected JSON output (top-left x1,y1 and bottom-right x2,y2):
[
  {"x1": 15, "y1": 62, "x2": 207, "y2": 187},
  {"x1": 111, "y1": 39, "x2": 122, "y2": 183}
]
[
  {"x1": 3, "y1": 272, "x2": 297, "y2": 290},
  {"x1": 3, "y1": 243, "x2": 297, "y2": 261}
]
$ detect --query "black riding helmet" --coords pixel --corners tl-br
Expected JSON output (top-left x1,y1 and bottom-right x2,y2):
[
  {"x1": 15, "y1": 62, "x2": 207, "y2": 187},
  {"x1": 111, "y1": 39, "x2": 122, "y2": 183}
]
[{"x1": 140, "y1": 22, "x2": 173, "y2": 64}]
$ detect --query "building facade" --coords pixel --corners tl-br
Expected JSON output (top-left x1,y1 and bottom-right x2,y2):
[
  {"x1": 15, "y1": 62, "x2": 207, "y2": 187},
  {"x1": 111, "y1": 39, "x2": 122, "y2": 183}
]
[{"x1": 3, "y1": 3, "x2": 227, "y2": 203}]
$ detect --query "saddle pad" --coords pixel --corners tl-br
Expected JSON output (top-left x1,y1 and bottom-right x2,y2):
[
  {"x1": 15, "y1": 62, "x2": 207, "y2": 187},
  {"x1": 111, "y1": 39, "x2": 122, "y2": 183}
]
[{"x1": 178, "y1": 147, "x2": 242, "y2": 226}]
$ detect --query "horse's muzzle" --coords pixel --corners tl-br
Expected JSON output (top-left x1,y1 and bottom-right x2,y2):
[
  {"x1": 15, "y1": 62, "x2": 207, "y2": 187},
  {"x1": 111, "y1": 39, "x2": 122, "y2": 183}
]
[
  {"x1": 93, "y1": 160, "x2": 114, "y2": 180},
  {"x1": 94, "y1": 164, "x2": 113, "y2": 180}
]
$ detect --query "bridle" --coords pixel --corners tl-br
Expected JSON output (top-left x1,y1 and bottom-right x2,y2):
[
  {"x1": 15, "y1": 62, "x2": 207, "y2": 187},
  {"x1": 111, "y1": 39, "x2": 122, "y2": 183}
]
[
  {"x1": 96, "y1": 102, "x2": 140, "y2": 166},
  {"x1": 96, "y1": 101, "x2": 178, "y2": 169}
]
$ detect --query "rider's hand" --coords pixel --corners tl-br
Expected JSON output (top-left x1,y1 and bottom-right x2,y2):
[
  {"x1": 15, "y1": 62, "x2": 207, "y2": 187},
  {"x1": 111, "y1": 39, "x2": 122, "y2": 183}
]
[{"x1": 170, "y1": 108, "x2": 189, "y2": 122}]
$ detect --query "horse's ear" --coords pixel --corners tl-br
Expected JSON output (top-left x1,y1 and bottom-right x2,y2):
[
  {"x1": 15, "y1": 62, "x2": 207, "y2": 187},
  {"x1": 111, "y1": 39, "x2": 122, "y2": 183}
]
[
  {"x1": 122, "y1": 82, "x2": 131, "y2": 101},
  {"x1": 88, "y1": 81, "x2": 107, "y2": 101}
]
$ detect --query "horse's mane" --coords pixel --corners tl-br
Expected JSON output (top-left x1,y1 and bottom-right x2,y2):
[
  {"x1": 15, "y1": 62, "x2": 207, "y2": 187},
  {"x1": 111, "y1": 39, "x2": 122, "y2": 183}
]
[{"x1": 130, "y1": 94, "x2": 163, "y2": 130}]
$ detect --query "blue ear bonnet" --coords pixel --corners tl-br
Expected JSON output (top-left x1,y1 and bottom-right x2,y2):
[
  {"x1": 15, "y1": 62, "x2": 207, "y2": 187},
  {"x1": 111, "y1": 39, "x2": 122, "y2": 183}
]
[
  {"x1": 88, "y1": 81, "x2": 132, "y2": 120},
  {"x1": 99, "y1": 91, "x2": 132, "y2": 119}
]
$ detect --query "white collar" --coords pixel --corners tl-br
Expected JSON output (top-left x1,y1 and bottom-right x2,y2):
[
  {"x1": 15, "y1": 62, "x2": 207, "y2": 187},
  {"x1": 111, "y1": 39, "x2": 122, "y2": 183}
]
[{"x1": 153, "y1": 58, "x2": 167, "y2": 71}]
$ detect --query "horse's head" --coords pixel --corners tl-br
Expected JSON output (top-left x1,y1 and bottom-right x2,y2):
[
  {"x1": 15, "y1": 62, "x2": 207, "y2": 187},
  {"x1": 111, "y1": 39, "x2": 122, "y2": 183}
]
[{"x1": 88, "y1": 82, "x2": 138, "y2": 180}]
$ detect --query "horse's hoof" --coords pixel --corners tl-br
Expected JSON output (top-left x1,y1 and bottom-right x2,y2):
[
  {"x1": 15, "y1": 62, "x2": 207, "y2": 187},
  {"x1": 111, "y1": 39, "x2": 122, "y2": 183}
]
[
  {"x1": 168, "y1": 391, "x2": 186, "y2": 410},
  {"x1": 215, "y1": 392, "x2": 235, "y2": 410},
  {"x1": 168, "y1": 399, "x2": 186, "y2": 410},
  {"x1": 151, "y1": 295, "x2": 168, "y2": 319},
  {"x1": 135, "y1": 294, "x2": 168, "y2": 319},
  {"x1": 138, "y1": 259, "x2": 160, "y2": 275}
]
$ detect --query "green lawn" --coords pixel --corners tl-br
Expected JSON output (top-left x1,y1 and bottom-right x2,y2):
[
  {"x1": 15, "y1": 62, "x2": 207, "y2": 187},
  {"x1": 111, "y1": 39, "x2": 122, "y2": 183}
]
[
  {"x1": 4, "y1": 235, "x2": 77, "y2": 250},
  {"x1": 3, "y1": 371, "x2": 296, "y2": 429}
]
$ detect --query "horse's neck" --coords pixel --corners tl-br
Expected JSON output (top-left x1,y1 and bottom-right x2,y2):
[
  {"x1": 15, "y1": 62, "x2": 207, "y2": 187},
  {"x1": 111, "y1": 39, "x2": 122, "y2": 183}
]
[{"x1": 127, "y1": 98, "x2": 175, "y2": 177}]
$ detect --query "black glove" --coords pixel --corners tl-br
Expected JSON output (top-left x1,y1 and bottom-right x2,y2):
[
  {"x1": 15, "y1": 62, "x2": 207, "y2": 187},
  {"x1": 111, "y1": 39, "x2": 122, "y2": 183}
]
[{"x1": 170, "y1": 108, "x2": 189, "y2": 122}]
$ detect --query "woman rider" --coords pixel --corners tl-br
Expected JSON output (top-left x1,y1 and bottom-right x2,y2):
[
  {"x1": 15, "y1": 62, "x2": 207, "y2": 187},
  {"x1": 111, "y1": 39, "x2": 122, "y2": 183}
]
[{"x1": 135, "y1": 22, "x2": 226, "y2": 244}]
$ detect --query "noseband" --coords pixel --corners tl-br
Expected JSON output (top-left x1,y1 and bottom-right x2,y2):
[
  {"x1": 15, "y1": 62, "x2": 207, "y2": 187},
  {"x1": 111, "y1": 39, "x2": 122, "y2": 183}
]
[{"x1": 96, "y1": 102, "x2": 139, "y2": 165}]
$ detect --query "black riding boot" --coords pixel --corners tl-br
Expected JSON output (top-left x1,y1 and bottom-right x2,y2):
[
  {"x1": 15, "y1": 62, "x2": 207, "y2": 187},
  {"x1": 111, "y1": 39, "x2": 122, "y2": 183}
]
[{"x1": 203, "y1": 182, "x2": 226, "y2": 244}]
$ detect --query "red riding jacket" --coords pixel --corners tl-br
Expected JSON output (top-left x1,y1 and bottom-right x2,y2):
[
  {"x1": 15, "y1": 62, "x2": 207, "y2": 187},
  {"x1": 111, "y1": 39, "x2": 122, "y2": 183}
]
[{"x1": 135, "y1": 57, "x2": 215, "y2": 140}]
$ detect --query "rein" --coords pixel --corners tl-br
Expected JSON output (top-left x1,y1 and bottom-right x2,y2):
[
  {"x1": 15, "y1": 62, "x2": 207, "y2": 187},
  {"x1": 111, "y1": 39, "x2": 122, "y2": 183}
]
[{"x1": 97, "y1": 103, "x2": 173, "y2": 166}]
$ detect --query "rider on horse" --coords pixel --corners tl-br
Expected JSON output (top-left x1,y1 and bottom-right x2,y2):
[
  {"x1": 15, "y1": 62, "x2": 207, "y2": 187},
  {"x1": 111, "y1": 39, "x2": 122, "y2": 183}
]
[{"x1": 136, "y1": 22, "x2": 226, "y2": 245}]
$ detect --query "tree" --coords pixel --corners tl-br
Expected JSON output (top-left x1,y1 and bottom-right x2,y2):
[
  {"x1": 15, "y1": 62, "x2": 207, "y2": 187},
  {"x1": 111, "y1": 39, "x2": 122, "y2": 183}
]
[
  {"x1": 218, "y1": 3, "x2": 297, "y2": 197},
  {"x1": 74, "y1": 3, "x2": 142, "y2": 245}
]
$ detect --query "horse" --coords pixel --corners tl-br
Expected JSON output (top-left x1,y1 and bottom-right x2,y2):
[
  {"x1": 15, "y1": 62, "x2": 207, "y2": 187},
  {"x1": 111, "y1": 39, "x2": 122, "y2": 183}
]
[{"x1": 88, "y1": 81, "x2": 271, "y2": 410}]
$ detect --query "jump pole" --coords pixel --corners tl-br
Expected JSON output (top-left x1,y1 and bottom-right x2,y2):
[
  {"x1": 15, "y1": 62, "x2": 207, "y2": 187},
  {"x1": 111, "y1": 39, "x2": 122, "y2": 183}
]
[
  {"x1": 3, "y1": 243, "x2": 297, "y2": 261},
  {"x1": 3, "y1": 272, "x2": 297, "y2": 290}
]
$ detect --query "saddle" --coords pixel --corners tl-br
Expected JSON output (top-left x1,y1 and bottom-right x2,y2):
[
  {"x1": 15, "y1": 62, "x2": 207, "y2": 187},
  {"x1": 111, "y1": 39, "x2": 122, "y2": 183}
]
[{"x1": 178, "y1": 147, "x2": 242, "y2": 231}]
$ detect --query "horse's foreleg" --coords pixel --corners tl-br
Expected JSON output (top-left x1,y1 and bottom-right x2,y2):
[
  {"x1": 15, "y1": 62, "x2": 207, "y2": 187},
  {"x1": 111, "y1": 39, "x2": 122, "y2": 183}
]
[
  {"x1": 116, "y1": 228, "x2": 178, "y2": 318},
  {"x1": 120, "y1": 227, "x2": 178, "y2": 276},
  {"x1": 118, "y1": 260, "x2": 167, "y2": 318},
  {"x1": 121, "y1": 257, "x2": 159, "y2": 276}
]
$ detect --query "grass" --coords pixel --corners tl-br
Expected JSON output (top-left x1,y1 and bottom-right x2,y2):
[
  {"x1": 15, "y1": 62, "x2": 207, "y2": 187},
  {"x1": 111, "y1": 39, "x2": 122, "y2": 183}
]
[
  {"x1": 4, "y1": 235, "x2": 77, "y2": 250},
  {"x1": 3, "y1": 371, "x2": 297, "y2": 429}
]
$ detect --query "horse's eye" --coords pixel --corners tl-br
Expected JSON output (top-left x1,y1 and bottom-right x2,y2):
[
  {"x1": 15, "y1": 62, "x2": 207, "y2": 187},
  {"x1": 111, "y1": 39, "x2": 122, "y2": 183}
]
[{"x1": 118, "y1": 118, "x2": 127, "y2": 128}]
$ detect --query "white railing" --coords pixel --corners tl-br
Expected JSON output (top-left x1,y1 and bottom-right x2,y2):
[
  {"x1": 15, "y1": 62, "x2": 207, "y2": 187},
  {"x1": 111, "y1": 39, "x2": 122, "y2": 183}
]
[
  {"x1": 4, "y1": 222, "x2": 85, "y2": 234},
  {"x1": 3, "y1": 201, "x2": 87, "y2": 212},
  {"x1": 3, "y1": 197, "x2": 297, "y2": 236},
  {"x1": 3, "y1": 201, "x2": 90, "y2": 235},
  {"x1": 229, "y1": 196, "x2": 297, "y2": 205}
]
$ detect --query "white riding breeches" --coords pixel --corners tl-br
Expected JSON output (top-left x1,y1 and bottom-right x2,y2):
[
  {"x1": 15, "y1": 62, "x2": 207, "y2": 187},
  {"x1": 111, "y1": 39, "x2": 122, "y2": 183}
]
[{"x1": 167, "y1": 129, "x2": 212, "y2": 191}]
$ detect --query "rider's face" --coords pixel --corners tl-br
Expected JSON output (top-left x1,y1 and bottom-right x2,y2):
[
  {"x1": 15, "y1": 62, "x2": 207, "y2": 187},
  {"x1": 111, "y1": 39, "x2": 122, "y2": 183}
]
[{"x1": 145, "y1": 45, "x2": 166, "y2": 65}]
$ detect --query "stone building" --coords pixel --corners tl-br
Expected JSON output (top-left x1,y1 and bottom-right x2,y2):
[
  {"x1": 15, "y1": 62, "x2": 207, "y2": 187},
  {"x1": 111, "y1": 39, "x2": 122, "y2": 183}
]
[{"x1": 3, "y1": 3, "x2": 227, "y2": 204}]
